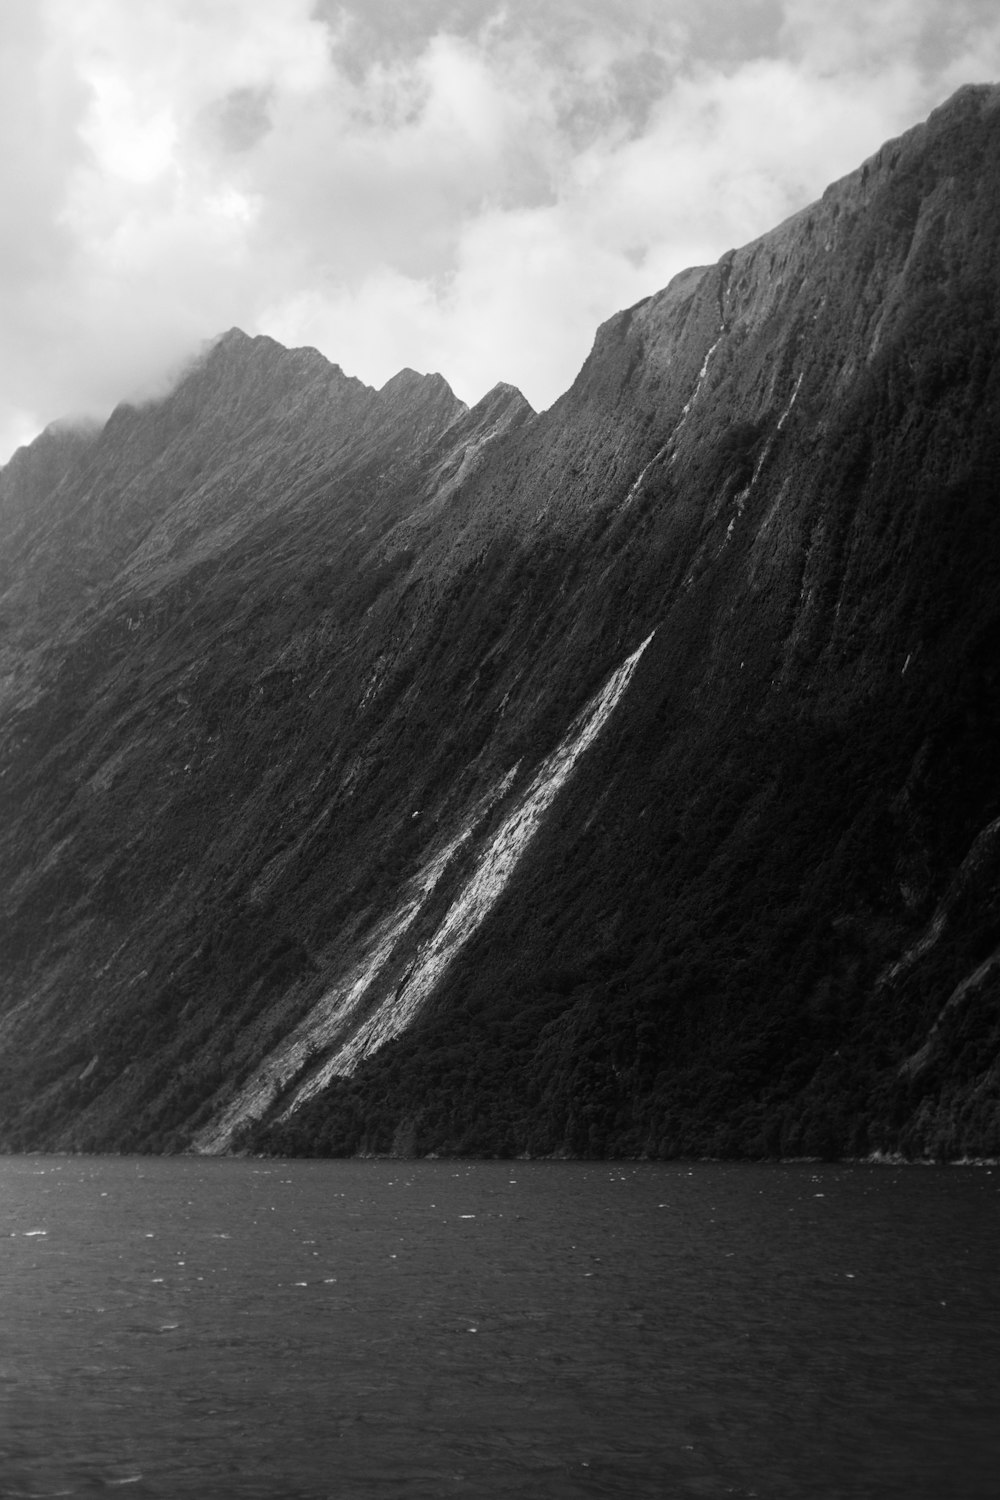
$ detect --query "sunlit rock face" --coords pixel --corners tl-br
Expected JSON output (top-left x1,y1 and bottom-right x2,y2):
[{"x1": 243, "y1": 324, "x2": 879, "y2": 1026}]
[{"x1": 2, "y1": 85, "x2": 1000, "y2": 1162}]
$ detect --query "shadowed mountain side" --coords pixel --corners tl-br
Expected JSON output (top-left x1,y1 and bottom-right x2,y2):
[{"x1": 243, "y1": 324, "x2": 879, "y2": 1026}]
[{"x1": 1, "y1": 84, "x2": 999, "y2": 1160}]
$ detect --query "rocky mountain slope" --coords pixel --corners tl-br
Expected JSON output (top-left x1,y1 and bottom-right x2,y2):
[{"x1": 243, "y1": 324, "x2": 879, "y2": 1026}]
[{"x1": 2, "y1": 84, "x2": 999, "y2": 1161}]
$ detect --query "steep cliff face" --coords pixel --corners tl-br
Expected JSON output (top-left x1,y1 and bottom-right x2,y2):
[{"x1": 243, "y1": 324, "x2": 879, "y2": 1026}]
[{"x1": 1, "y1": 85, "x2": 999, "y2": 1160}]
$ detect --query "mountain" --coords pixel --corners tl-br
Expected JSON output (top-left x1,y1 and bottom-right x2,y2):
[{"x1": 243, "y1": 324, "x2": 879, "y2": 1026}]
[{"x1": 2, "y1": 84, "x2": 999, "y2": 1162}]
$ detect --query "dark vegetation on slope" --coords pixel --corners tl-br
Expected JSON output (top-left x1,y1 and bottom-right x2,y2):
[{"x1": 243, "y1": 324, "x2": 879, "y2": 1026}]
[{"x1": 1, "y1": 85, "x2": 999, "y2": 1160}]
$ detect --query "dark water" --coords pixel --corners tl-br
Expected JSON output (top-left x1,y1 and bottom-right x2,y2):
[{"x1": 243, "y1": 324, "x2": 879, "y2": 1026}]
[{"x1": 1, "y1": 1158, "x2": 997, "y2": 1498}]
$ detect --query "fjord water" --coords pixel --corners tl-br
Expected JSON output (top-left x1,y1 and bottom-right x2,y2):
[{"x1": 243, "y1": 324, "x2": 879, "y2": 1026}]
[{"x1": 1, "y1": 1160, "x2": 997, "y2": 1499}]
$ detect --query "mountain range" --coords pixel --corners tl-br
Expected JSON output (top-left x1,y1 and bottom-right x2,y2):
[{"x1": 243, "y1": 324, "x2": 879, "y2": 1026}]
[{"x1": 1, "y1": 83, "x2": 999, "y2": 1161}]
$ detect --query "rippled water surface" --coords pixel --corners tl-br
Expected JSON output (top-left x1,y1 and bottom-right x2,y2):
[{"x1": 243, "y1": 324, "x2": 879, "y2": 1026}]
[{"x1": 1, "y1": 1157, "x2": 998, "y2": 1498}]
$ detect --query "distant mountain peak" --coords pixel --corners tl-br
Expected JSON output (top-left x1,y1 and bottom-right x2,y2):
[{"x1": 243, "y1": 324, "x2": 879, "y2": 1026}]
[
  {"x1": 214, "y1": 325, "x2": 252, "y2": 347},
  {"x1": 478, "y1": 381, "x2": 533, "y2": 414},
  {"x1": 376, "y1": 367, "x2": 466, "y2": 432},
  {"x1": 931, "y1": 79, "x2": 1000, "y2": 116},
  {"x1": 379, "y1": 368, "x2": 456, "y2": 399}
]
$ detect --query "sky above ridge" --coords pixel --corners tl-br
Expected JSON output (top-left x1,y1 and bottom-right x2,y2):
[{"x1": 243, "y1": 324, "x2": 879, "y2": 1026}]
[{"x1": 2, "y1": 0, "x2": 999, "y2": 461}]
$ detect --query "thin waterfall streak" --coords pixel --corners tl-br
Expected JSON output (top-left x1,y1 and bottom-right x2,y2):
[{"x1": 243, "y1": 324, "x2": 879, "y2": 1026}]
[
  {"x1": 192, "y1": 767, "x2": 520, "y2": 1153},
  {"x1": 196, "y1": 637, "x2": 652, "y2": 1150},
  {"x1": 622, "y1": 444, "x2": 669, "y2": 510},
  {"x1": 287, "y1": 632, "x2": 655, "y2": 1104}
]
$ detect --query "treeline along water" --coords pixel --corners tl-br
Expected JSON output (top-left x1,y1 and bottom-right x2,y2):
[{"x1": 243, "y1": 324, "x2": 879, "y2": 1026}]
[{"x1": 1, "y1": 1158, "x2": 997, "y2": 1498}]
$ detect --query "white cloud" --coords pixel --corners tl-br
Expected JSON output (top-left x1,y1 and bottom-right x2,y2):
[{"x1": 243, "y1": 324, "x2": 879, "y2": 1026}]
[{"x1": 1, "y1": 0, "x2": 998, "y2": 461}]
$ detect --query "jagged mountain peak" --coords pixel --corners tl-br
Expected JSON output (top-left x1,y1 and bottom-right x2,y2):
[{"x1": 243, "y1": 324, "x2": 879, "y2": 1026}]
[
  {"x1": 211, "y1": 324, "x2": 253, "y2": 350},
  {"x1": 475, "y1": 381, "x2": 534, "y2": 419},
  {"x1": 379, "y1": 366, "x2": 464, "y2": 413},
  {"x1": 379, "y1": 365, "x2": 427, "y2": 390},
  {"x1": 205, "y1": 326, "x2": 345, "y2": 380},
  {"x1": 186, "y1": 327, "x2": 366, "y2": 410},
  {"x1": 924, "y1": 77, "x2": 1000, "y2": 123},
  {"x1": 373, "y1": 367, "x2": 468, "y2": 446},
  {"x1": 378, "y1": 366, "x2": 455, "y2": 396}
]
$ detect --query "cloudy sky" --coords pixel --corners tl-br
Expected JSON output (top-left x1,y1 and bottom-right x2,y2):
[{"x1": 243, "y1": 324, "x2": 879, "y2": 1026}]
[{"x1": 2, "y1": 0, "x2": 999, "y2": 461}]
